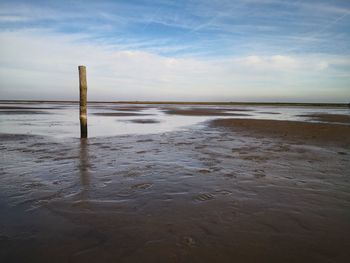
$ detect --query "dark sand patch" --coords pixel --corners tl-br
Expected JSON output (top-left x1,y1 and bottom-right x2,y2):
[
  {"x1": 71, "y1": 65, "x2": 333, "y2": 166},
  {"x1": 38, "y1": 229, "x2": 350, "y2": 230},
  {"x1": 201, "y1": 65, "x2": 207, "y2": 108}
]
[
  {"x1": 183, "y1": 107, "x2": 254, "y2": 112},
  {"x1": 0, "y1": 110, "x2": 50, "y2": 115},
  {"x1": 225, "y1": 108, "x2": 254, "y2": 112},
  {"x1": 210, "y1": 118, "x2": 350, "y2": 147},
  {"x1": 112, "y1": 106, "x2": 153, "y2": 112},
  {"x1": 0, "y1": 133, "x2": 40, "y2": 141},
  {"x1": 89, "y1": 105, "x2": 152, "y2": 112},
  {"x1": 297, "y1": 113, "x2": 350, "y2": 124},
  {"x1": 120, "y1": 119, "x2": 161, "y2": 124},
  {"x1": 163, "y1": 108, "x2": 251, "y2": 116},
  {"x1": 259, "y1": 112, "x2": 281, "y2": 114},
  {"x1": 0, "y1": 106, "x2": 60, "y2": 110},
  {"x1": 93, "y1": 112, "x2": 153, "y2": 117}
]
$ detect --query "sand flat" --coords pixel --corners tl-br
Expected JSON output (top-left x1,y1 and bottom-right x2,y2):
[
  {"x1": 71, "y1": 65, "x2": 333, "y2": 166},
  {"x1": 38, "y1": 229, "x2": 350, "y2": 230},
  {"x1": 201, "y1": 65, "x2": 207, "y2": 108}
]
[
  {"x1": 211, "y1": 118, "x2": 350, "y2": 147},
  {"x1": 297, "y1": 113, "x2": 350, "y2": 124},
  {"x1": 163, "y1": 107, "x2": 251, "y2": 116}
]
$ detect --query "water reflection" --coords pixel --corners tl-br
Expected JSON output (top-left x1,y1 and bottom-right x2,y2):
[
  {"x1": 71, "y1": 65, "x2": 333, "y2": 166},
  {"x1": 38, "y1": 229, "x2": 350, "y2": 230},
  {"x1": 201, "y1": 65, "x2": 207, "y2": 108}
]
[{"x1": 79, "y1": 138, "x2": 90, "y2": 197}]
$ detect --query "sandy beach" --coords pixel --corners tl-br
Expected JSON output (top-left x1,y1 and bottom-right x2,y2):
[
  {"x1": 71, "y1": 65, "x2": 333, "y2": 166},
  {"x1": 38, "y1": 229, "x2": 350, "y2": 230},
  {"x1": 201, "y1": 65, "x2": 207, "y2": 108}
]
[{"x1": 0, "y1": 103, "x2": 349, "y2": 262}]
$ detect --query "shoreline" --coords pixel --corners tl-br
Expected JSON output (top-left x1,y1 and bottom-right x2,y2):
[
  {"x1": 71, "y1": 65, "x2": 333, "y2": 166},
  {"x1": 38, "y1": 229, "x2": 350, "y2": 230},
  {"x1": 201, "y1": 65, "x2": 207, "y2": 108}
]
[{"x1": 0, "y1": 100, "x2": 349, "y2": 108}]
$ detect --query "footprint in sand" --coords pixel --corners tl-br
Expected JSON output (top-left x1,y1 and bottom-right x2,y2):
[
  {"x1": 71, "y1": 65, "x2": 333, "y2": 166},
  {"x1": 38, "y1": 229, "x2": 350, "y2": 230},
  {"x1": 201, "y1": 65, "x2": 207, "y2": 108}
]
[
  {"x1": 182, "y1": 236, "x2": 196, "y2": 247},
  {"x1": 131, "y1": 183, "x2": 153, "y2": 190},
  {"x1": 195, "y1": 193, "x2": 215, "y2": 202},
  {"x1": 198, "y1": 168, "x2": 211, "y2": 174},
  {"x1": 254, "y1": 173, "x2": 265, "y2": 178},
  {"x1": 254, "y1": 169, "x2": 266, "y2": 178},
  {"x1": 117, "y1": 183, "x2": 153, "y2": 197},
  {"x1": 224, "y1": 173, "x2": 237, "y2": 178},
  {"x1": 137, "y1": 139, "x2": 154, "y2": 143},
  {"x1": 338, "y1": 151, "x2": 347, "y2": 155}
]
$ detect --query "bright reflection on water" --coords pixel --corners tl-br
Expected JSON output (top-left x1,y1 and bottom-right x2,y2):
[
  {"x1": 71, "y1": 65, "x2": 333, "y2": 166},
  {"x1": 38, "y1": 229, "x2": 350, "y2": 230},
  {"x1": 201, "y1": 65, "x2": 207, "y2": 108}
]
[{"x1": 0, "y1": 102, "x2": 349, "y2": 138}]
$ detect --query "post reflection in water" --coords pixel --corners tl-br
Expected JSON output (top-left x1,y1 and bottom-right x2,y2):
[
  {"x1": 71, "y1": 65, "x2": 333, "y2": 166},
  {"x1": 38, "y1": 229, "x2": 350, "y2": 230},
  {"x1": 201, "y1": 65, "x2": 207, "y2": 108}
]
[{"x1": 79, "y1": 138, "x2": 90, "y2": 198}]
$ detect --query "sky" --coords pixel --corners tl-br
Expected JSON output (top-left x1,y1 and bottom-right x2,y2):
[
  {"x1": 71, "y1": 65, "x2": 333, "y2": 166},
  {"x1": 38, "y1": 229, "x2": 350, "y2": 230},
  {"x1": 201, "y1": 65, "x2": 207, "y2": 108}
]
[{"x1": 0, "y1": 0, "x2": 349, "y2": 102}]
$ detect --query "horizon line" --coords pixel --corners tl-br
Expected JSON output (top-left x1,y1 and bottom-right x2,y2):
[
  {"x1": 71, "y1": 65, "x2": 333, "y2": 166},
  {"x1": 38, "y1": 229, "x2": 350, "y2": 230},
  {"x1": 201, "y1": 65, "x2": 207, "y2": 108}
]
[{"x1": 0, "y1": 100, "x2": 348, "y2": 107}]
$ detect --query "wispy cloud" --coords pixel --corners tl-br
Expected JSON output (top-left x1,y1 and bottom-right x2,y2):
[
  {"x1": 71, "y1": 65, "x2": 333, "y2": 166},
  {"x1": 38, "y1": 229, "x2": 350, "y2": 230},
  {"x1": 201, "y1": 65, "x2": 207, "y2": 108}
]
[{"x1": 1, "y1": 29, "x2": 348, "y2": 102}]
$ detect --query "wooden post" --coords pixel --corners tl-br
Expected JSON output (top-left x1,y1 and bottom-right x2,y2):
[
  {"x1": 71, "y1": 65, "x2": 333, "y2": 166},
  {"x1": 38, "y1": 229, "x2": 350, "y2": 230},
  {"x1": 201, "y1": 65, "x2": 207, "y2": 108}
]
[{"x1": 79, "y1": 65, "x2": 87, "y2": 138}]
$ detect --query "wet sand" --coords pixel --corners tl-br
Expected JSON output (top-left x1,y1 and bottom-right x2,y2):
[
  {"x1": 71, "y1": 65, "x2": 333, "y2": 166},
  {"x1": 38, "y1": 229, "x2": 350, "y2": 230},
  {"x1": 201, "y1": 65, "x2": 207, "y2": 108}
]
[
  {"x1": 166, "y1": 107, "x2": 254, "y2": 112},
  {"x1": 0, "y1": 110, "x2": 50, "y2": 115},
  {"x1": 163, "y1": 107, "x2": 251, "y2": 116},
  {"x1": 297, "y1": 113, "x2": 350, "y2": 124},
  {"x1": 0, "y1": 106, "x2": 60, "y2": 110},
  {"x1": 1, "y1": 106, "x2": 350, "y2": 262},
  {"x1": 210, "y1": 118, "x2": 350, "y2": 148},
  {"x1": 259, "y1": 111, "x2": 281, "y2": 114},
  {"x1": 93, "y1": 112, "x2": 153, "y2": 117},
  {"x1": 112, "y1": 106, "x2": 155, "y2": 112},
  {"x1": 121, "y1": 119, "x2": 161, "y2": 124},
  {"x1": 88, "y1": 105, "x2": 153, "y2": 112}
]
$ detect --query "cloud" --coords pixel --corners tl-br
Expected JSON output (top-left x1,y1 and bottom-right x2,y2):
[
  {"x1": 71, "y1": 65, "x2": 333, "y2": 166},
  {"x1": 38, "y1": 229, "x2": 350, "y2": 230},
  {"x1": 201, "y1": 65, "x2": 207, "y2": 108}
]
[
  {"x1": 0, "y1": 1, "x2": 349, "y2": 102},
  {"x1": 235, "y1": 55, "x2": 329, "y2": 72},
  {"x1": 0, "y1": 29, "x2": 348, "y2": 102},
  {"x1": 0, "y1": 15, "x2": 29, "y2": 22},
  {"x1": 0, "y1": 0, "x2": 349, "y2": 59}
]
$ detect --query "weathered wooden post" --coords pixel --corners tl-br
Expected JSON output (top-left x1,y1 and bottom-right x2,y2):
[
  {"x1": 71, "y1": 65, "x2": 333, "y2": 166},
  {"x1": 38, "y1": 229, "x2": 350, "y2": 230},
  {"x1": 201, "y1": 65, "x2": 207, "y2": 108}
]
[{"x1": 79, "y1": 65, "x2": 88, "y2": 138}]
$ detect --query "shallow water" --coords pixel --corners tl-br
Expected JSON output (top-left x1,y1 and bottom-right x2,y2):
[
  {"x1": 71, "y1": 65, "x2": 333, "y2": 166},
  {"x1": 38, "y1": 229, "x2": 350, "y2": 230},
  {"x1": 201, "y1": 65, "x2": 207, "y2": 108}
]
[{"x1": 0, "y1": 102, "x2": 349, "y2": 138}]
